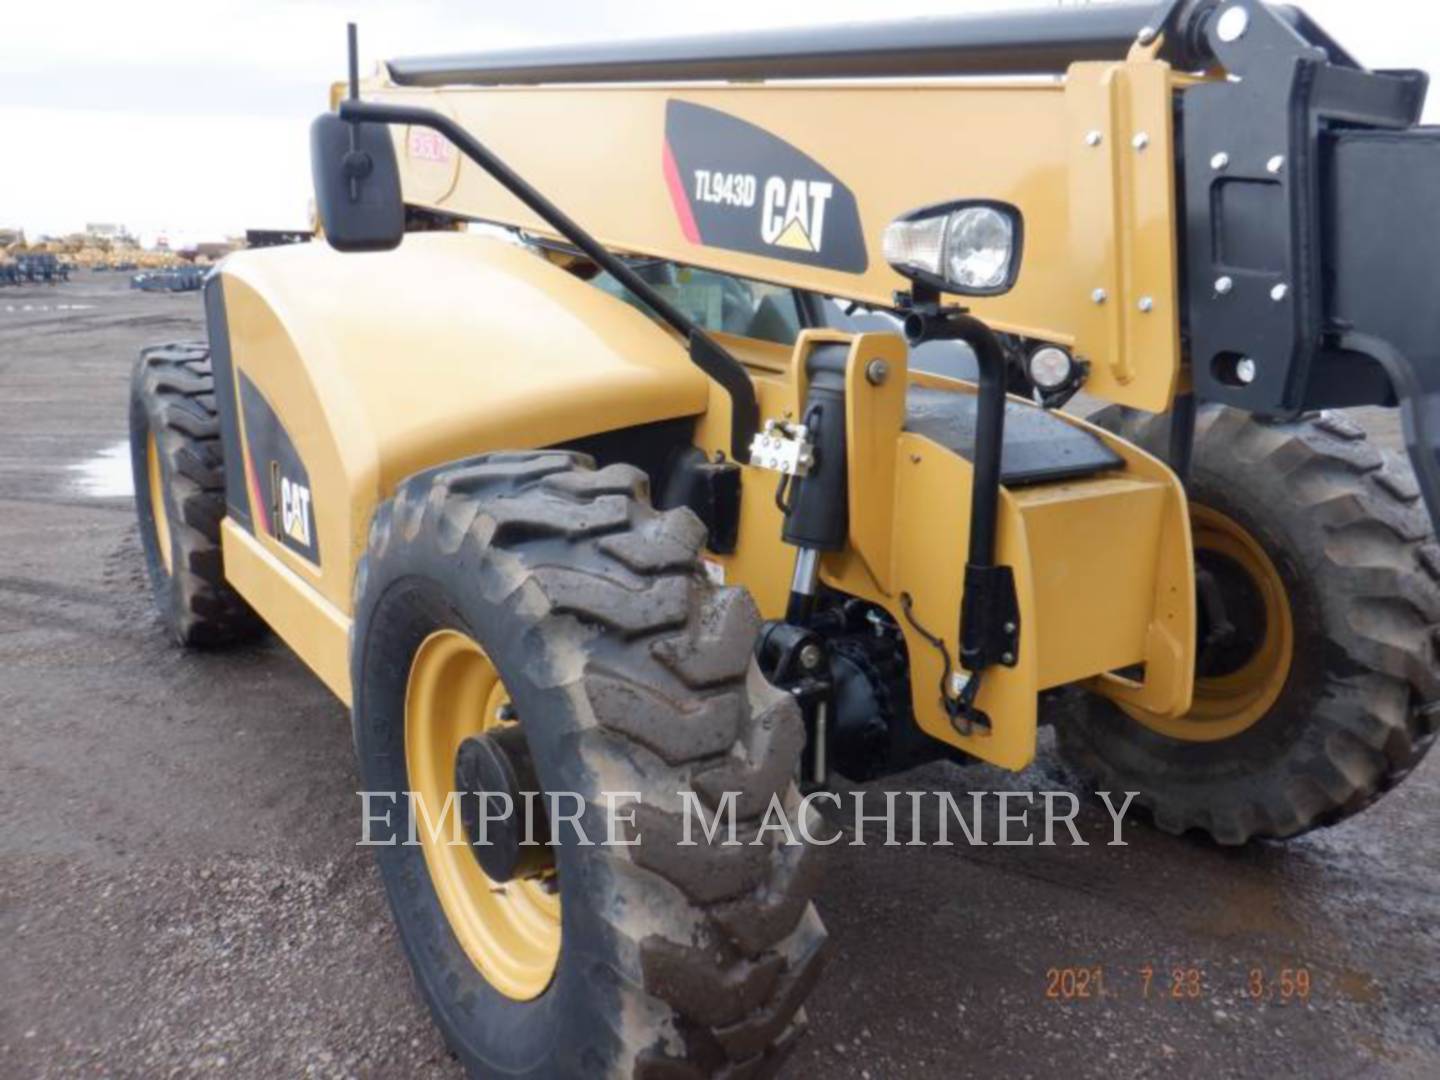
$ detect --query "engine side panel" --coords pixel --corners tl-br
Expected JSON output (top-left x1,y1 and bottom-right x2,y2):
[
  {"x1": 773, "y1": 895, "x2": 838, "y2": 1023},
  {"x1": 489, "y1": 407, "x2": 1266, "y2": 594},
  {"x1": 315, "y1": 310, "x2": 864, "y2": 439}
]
[{"x1": 207, "y1": 231, "x2": 709, "y2": 698}]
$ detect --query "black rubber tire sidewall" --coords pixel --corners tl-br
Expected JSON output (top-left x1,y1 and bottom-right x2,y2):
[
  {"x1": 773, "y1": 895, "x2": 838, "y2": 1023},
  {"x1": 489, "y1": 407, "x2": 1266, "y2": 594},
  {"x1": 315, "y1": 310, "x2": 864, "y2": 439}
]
[{"x1": 353, "y1": 570, "x2": 615, "y2": 1077}]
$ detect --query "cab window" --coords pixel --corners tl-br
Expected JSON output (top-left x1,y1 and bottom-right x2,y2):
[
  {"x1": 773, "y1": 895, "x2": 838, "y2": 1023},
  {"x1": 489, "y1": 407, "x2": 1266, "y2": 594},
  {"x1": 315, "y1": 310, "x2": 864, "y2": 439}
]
[{"x1": 589, "y1": 259, "x2": 805, "y2": 346}]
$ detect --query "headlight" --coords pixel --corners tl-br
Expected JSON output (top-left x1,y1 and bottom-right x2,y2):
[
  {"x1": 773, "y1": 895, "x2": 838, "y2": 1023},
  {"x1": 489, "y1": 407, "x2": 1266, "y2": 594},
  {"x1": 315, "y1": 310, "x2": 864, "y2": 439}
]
[{"x1": 882, "y1": 200, "x2": 1023, "y2": 297}]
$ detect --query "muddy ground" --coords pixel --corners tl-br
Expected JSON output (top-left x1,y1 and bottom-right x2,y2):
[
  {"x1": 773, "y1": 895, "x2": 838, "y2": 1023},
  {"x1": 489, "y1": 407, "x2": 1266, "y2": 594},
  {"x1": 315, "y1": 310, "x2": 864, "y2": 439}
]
[{"x1": 1, "y1": 271, "x2": 1437, "y2": 1079}]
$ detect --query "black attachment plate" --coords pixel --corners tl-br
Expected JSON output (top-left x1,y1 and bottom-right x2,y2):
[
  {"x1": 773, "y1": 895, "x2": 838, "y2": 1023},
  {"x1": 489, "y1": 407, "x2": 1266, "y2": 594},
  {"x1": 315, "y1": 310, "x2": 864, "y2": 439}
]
[{"x1": 1180, "y1": 0, "x2": 1425, "y2": 412}]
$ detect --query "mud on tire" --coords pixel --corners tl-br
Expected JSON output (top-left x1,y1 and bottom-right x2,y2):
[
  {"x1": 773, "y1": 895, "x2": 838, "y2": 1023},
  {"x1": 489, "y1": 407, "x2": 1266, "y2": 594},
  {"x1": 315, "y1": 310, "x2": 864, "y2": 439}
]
[
  {"x1": 1061, "y1": 405, "x2": 1440, "y2": 844},
  {"x1": 351, "y1": 451, "x2": 828, "y2": 1078},
  {"x1": 129, "y1": 342, "x2": 264, "y2": 647}
]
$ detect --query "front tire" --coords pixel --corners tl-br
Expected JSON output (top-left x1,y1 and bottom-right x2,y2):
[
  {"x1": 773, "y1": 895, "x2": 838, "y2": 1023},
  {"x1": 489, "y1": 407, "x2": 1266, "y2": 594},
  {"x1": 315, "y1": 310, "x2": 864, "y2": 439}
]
[
  {"x1": 351, "y1": 451, "x2": 827, "y2": 1078},
  {"x1": 1061, "y1": 406, "x2": 1440, "y2": 844}
]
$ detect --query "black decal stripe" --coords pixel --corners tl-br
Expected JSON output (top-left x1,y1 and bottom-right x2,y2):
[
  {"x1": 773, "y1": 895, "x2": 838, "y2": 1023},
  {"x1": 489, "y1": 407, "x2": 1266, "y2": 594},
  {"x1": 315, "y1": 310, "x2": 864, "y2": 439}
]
[
  {"x1": 237, "y1": 371, "x2": 322, "y2": 566},
  {"x1": 203, "y1": 276, "x2": 252, "y2": 534}
]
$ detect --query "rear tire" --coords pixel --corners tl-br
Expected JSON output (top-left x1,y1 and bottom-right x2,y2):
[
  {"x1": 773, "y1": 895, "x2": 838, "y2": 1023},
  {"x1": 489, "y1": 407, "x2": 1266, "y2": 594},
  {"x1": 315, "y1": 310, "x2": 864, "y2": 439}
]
[
  {"x1": 351, "y1": 450, "x2": 827, "y2": 1078},
  {"x1": 129, "y1": 342, "x2": 263, "y2": 647},
  {"x1": 1061, "y1": 406, "x2": 1440, "y2": 844}
]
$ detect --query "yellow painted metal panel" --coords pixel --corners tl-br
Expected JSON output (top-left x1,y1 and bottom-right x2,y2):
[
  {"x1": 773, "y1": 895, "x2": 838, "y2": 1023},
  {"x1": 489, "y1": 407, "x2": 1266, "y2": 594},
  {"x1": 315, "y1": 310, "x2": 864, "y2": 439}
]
[
  {"x1": 219, "y1": 231, "x2": 709, "y2": 616},
  {"x1": 222, "y1": 519, "x2": 353, "y2": 704},
  {"x1": 374, "y1": 60, "x2": 1183, "y2": 411}
]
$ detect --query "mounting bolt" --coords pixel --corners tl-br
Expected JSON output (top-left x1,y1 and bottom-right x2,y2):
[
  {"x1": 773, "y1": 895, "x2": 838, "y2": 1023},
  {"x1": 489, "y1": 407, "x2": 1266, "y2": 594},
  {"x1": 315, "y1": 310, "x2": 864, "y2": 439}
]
[
  {"x1": 1210, "y1": 152, "x2": 1230, "y2": 171},
  {"x1": 1085, "y1": 130, "x2": 1103, "y2": 147},
  {"x1": 1215, "y1": 275, "x2": 1234, "y2": 295},
  {"x1": 1235, "y1": 357, "x2": 1257, "y2": 384},
  {"x1": 1136, "y1": 25, "x2": 1158, "y2": 45},
  {"x1": 1267, "y1": 154, "x2": 1286, "y2": 174},
  {"x1": 1217, "y1": 4, "x2": 1250, "y2": 43},
  {"x1": 1271, "y1": 283, "x2": 1289, "y2": 302},
  {"x1": 798, "y1": 643, "x2": 824, "y2": 671},
  {"x1": 1003, "y1": 621, "x2": 1017, "y2": 635},
  {"x1": 1001, "y1": 652, "x2": 1016, "y2": 666},
  {"x1": 1138, "y1": 296, "x2": 1155, "y2": 313},
  {"x1": 1091, "y1": 288, "x2": 1108, "y2": 304},
  {"x1": 865, "y1": 359, "x2": 890, "y2": 386},
  {"x1": 1132, "y1": 132, "x2": 1150, "y2": 151}
]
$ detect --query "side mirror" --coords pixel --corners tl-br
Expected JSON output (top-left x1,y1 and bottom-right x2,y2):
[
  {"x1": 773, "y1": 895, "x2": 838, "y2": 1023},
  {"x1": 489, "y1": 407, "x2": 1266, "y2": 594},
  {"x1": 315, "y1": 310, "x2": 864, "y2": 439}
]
[{"x1": 310, "y1": 113, "x2": 403, "y2": 253}]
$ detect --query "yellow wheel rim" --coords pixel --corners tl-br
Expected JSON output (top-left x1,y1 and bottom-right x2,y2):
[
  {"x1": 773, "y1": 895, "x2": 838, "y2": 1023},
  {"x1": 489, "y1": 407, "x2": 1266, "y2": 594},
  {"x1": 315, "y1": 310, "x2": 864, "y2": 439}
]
[
  {"x1": 404, "y1": 629, "x2": 561, "y2": 1001},
  {"x1": 1127, "y1": 505, "x2": 1294, "y2": 742},
  {"x1": 146, "y1": 432, "x2": 173, "y2": 575}
]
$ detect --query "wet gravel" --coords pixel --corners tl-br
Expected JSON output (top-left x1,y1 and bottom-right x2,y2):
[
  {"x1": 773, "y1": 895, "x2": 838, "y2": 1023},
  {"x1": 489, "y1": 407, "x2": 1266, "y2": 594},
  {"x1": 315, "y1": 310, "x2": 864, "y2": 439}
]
[{"x1": 1, "y1": 271, "x2": 1436, "y2": 1078}]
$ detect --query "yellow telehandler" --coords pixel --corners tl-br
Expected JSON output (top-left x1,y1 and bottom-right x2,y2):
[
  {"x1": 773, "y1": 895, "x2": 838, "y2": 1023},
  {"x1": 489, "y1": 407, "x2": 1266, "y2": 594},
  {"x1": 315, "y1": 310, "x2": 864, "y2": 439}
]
[{"x1": 130, "y1": 3, "x2": 1440, "y2": 1074}]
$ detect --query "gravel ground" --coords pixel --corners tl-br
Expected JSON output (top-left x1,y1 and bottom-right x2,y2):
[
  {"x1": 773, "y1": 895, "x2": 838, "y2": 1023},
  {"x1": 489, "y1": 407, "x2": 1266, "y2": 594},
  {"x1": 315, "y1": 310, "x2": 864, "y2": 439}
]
[{"x1": 1, "y1": 270, "x2": 1437, "y2": 1078}]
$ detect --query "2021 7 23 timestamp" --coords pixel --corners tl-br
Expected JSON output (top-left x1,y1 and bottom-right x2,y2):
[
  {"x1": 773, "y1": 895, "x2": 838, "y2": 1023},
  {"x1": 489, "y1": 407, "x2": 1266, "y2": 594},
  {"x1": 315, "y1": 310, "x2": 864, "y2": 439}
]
[{"x1": 1043, "y1": 964, "x2": 1313, "y2": 1004}]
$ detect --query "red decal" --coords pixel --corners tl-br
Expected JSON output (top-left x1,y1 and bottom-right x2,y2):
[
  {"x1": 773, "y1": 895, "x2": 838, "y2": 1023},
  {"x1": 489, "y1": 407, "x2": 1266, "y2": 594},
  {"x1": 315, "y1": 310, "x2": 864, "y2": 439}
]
[
  {"x1": 662, "y1": 140, "x2": 700, "y2": 244},
  {"x1": 407, "y1": 127, "x2": 453, "y2": 163},
  {"x1": 244, "y1": 449, "x2": 269, "y2": 536}
]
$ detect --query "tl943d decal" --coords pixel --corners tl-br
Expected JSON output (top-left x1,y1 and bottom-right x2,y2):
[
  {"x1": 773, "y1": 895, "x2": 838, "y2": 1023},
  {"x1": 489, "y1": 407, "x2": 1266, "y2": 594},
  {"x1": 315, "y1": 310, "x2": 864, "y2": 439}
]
[{"x1": 662, "y1": 100, "x2": 868, "y2": 274}]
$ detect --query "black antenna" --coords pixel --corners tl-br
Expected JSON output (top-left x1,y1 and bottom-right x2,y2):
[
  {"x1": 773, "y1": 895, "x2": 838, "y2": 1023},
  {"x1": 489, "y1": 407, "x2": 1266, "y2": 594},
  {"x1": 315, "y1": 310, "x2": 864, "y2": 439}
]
[
  {"x1": 347, "y1": 23, "x2": 360, "y2": 101},
  {"x1": 345, "y1": 23, "x2": 361, "y2": 201}
]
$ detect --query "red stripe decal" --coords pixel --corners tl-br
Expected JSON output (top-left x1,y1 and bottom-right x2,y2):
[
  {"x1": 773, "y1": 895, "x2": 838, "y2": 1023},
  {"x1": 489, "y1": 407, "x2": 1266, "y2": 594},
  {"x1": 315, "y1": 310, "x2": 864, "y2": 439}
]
[
  {"x1": 662, "y1": 140, "x2": 700, "y2": 244},
  {"x1": 244, "y1": 448, "x2": 269, "y2": 536}
]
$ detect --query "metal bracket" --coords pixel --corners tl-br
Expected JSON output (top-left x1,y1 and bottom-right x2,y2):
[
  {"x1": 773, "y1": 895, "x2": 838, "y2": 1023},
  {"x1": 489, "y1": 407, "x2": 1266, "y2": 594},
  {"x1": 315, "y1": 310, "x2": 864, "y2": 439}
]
[
  {"x1": 749, "y1": 418, "x2": 815, "y2": 477},
  {"x1": 959, "y1": 563, "x2": 1020, "y2": 672},
  {"x1": 1179, "y1": 0, "x2": 1426, "y2": 412}
]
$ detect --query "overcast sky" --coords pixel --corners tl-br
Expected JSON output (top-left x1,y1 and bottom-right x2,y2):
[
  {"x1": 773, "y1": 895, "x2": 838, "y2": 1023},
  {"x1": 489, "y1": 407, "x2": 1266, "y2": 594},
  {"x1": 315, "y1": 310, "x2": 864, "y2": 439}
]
[{"x1": 2, "y1": 0, "x2": 1437, "y2": 244}]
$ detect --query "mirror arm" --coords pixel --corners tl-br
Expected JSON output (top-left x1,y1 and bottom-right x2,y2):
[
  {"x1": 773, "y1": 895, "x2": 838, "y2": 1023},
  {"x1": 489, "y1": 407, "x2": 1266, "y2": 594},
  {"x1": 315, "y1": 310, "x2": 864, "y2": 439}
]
[{"x1": 337, "y1": 98, "x2": 760, "y2": 463}]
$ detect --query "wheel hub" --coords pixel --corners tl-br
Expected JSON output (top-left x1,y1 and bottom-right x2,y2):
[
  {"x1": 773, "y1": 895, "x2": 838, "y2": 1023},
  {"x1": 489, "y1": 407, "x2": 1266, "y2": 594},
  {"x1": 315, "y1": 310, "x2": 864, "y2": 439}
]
[
  {"x1": 404, "y1": 628, "x2": 562, "y2": 1001},
  {"x1": 1121, "y1": 504, "x2": 1294, "y2": 743},
  {"x1": 454, "y1": 726, "x2": 551, "y2": 883}
]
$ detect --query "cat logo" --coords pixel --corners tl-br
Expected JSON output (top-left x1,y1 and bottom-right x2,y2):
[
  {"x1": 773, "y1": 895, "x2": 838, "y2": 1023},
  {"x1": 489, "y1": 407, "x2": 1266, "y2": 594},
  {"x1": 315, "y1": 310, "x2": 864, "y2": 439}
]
[
  {"x1": 760, "y1": 178, "x2": 835, "y2": 254},
  {"x1": 663, "y1": 100, "x2": 867, "y2": 273},
  {"x1": 280, "y1": 476, "x2": 313, "y2": 547}
]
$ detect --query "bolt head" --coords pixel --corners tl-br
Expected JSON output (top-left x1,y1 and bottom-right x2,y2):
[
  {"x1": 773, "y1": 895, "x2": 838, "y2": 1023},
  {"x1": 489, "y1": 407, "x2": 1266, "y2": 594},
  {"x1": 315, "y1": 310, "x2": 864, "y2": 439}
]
[
  {"x1": 1132, "y1": 132, "x2": 1150, "y2": 151},
  {"x1": 798, "y1": 643, "x2": 824, "y2": 671},
  {"x1": 1085, "y1": 130, "x2": 1103, "y2": 147},
  {"x1": 1215, "y1": 275, "x2": 1234, "y2": 295},
  {"x1": 1267, "y1": 154, "x2": 1286, "y2": 174},
  {"x1": 1271, "y1": 283, "x2": 1289, "y2": 302},
  {"x1": 1217, "y1": 4, "x2": 1250, "y2": 43},
  {"x1": 1003, "y1": 621, "x2": 1017, "y2": 635},
  {"x1": 1137, "y1": 25, "x2": 1158, "y2": 45},
  {"x1": 865, "y1": 359, "x2": 890, "y2": 386},
  {"x1": 1235, "y1": 357, "x2": 1257, "y2": 384},
  {"x1": 1091, "y1": 288, "x2": 1108, "y2": 305},
  {"x1": 1210, "y1": 152, "x2": 1230, "y2": 171},
  {"x1": 1001, "y1": 652, "x2": 1016, "y2": 666},
  {"x1": 1138, "y1": 296, "x2": 1155, "y2": 313}
]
